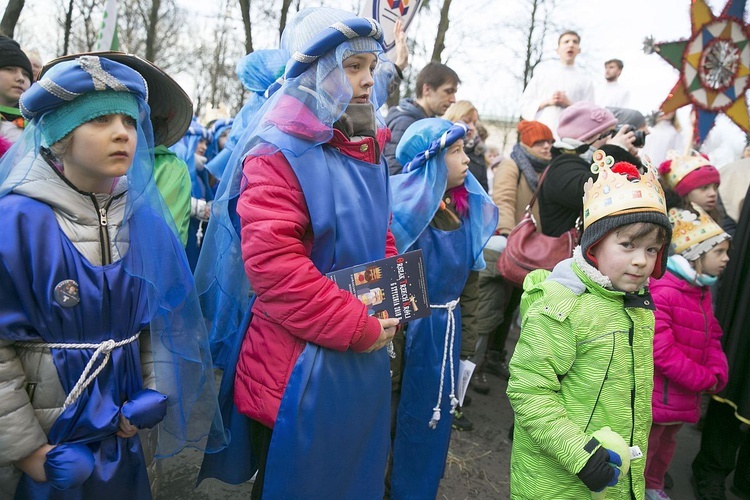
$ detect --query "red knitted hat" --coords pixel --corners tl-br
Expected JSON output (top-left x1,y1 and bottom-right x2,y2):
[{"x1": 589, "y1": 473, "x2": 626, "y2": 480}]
[
  {"x1": 517, "y1": 120, "x2": 554, "y2": 147},
  {"x1": 672, "y1": 165, "x2": 720, "y2": 196}
]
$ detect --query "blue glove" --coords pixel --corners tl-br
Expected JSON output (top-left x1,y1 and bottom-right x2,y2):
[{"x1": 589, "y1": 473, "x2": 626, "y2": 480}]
[
  {"x1": 121, "y1": 389, "x2": 168, "y2": 429},
  {"x1": 44, "y1": 444, "x2": 95, "y2": 490}
]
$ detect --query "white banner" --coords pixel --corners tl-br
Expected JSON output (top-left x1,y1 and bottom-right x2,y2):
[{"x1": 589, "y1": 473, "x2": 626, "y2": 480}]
[
  {"x1": 360, "y1": 0, "x2": 422, "y2": 59},
  {"x1": 96, "y1": 0, "x2": 119, "y2": 51}
]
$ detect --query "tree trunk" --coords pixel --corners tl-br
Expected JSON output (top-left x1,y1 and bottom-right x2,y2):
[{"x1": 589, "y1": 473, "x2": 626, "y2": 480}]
[
  {"x1": 0, "y1": 0, "x2": 25, "y2": 38},
  {"x1": 522, "y1": 0, "x2": 539, "y2": 90},
  {"x1": 278, "y1": 0, "x2": 293, "y2": 43},
  {"x1": 239, "y1": 0, "x2": 253, "y2": 54},
  {"x1": 145, "y1": 0, "x2": 161, "y2": 62},
  {"x1": 62, "y1": 0, "x2": 74, "y2": 55},
  {"x1": 430, "y1": 0, "x2": 452, "y2": 62}
]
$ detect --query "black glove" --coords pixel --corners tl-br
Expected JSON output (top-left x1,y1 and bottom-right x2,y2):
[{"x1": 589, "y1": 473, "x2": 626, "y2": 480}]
[{"x1": 577, "y1": 446, "x2": 622, "y2": 491}]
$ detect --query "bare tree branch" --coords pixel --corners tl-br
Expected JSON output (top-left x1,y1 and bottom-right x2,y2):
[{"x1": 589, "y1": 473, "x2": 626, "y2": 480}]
[{"x1": 0, "y1": 0, "x2": 25, "y2": 38}]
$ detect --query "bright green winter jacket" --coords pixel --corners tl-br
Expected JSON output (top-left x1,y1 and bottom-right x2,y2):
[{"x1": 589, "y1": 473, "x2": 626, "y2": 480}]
[
  {"x1": 507, "y1": 255, "x2": 655, "y2": 500},
  {"x1": 153, "y1": 145, "x2": 191, "y2": 246}
]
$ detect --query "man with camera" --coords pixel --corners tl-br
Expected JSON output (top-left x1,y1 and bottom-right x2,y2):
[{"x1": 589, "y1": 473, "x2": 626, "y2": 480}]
[{"x1": 537, "y1": 101, "x2": 640, "y2": 238}]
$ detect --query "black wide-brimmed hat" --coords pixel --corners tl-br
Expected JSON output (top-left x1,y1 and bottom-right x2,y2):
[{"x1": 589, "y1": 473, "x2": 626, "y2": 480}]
[{"x1": 38, "y1": 51, "x2": 192, "y2": 147}]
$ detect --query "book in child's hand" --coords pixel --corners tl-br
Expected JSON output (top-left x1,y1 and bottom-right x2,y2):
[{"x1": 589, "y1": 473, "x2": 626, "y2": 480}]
[{"x1": 326, "y1": 250, "x2": 431, "y2": 324}]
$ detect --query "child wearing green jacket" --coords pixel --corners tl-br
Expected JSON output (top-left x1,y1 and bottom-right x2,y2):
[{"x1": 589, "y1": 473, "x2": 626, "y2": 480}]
[{"x1": 507, "y1": 150, "x2": 672, "y2": 499}]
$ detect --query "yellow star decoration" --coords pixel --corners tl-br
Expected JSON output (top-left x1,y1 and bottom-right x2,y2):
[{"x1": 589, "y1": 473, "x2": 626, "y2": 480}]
[{"x1": 650, "y1": 0, "x2": 750, "y2": 143}]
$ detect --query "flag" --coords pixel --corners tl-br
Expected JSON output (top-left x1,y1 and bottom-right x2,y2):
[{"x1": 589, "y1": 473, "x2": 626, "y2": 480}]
[
  {"x1": 361, "y1": 0, "x2": 423, "y2": 61},
  {"x1": 96, "y1": 0, "x2": 120, "y2": 51}
]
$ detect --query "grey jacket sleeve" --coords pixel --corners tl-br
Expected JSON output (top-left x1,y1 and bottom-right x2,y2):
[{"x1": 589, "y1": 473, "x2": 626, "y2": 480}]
[{"x1": 0, "y1": 340, "x2": 47, "y2": 466}]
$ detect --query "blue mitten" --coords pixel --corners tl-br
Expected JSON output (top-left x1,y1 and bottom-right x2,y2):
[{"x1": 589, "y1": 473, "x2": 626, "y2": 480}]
[
  {"x1": 121, "y1": 388, "x2": 168, "y2": 429},
  {"x1": 44, "y1": 444, "x2": 95, "y2": 490}
]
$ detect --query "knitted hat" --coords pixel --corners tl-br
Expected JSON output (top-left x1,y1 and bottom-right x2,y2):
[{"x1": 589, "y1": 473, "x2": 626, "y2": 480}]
[
  {"x1": 558, "y1": 101, "x2": 617, "y2": 142},
  {"x1": 517, "y1": 120, "x2": 553, "y2": 147},
  {"x1": 669, "y1": 203, "x2": 730, "y2": 261},
  {"x1": 658, "y1": 151, "x2": 720, "y2": 196},
  {"x1": 580, "y1": 152, "x2": 672, "y2": 278},
  {"x1": 0, "y1": 36, "x2": 32, "y2": 80},
  {"x1": 41, "y1": 90, "x2": 138, "y2": 146},
  {"x1": 607, "y1": 107, "x2": 646, "y2": 130}
]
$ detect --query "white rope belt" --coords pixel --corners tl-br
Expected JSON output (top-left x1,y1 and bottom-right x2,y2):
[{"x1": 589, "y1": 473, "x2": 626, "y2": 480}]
[
  {"x1": 16, "y1": 332, "x2": 140, "y2": 409},
  {"x1": 428, "y1": 298, "x2": 460, "y2": 429}
]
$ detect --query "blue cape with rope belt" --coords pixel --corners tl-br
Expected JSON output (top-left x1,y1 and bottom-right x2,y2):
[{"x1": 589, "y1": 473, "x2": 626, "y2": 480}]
[{"x1": 199, "y1": 130, "x2": 392, "y2": 498}]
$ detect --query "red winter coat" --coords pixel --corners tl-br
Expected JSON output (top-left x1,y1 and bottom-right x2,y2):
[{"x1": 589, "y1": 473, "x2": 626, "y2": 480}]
[
  {"x1": 650, "y1": 271, "x2": 729, "y2": 424},
  {"x1": 233, "y1": 122, "x2": 397, "y2": 428}
]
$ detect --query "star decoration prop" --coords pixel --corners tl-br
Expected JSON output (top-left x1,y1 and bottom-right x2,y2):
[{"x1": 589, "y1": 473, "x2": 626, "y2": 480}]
[{"x1": 646, "y1": 0, "x2": 750, "y2": 144}]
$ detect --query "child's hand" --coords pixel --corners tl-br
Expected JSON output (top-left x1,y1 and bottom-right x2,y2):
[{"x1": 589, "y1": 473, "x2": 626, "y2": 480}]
[
  {"x1": 16, "y1": 443, "x2": 56, "y2": 482},
  {"x1": 116, "y1": 414, "x2": 139, "y2": 438},
  {"x1": 365, "y1": 318, "x2": 399, "y2": 352},
  {"x1": 707, "y1": 376, "x2": 719, "y2": 393},
  {"x1": 393, "y1": 19, "x2": 409, "y2": 72}
]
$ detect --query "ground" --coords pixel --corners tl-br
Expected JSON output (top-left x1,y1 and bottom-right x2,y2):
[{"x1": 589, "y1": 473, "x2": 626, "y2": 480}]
[{"x1": 157, "y1": 331, "x2": 744, "y2": 499}]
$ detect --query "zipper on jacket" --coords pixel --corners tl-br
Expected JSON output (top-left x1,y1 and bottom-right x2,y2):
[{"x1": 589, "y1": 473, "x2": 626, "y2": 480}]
[
  {"x1": 663, "y1": 378, "x2": 669, "y2": 405},
  {"x1": 700, "y1": 288, "x2": 709, "y2": 363},
  {"x1": 90, "y1": 195, "x2": 115, "y2": 265}
]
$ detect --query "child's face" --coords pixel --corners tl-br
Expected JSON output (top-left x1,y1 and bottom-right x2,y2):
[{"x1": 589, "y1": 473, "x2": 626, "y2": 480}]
[
  {"x1": 589, "y1": 224, "x2": 663, "y2": 292},
  {"x1": 196, "y1": 138, "x2": 208, "y2": 156},
  {"x1": 0, "y1": 66, "x2": 31, "y2": 107},
  {"x1": 445, "y1": 139, "x2": 470, "y2": 189},
  {"x1": 686, "y1": 183, "x2": 718, "y2": 212},
  {"x1": 343, "y1": 53, "x2": 377, "y2": 104},
  {"x1": 62, "y1": 113, "x2": 137, "y2": 193},
  {"x1": 697, "y1": 239, "x2": 730, "y2": 277}
]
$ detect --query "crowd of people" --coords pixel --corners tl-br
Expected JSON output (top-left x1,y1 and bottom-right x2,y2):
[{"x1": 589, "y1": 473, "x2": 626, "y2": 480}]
[{"x1": 0, "y1": 7, "x2": 748, "y2": 500}]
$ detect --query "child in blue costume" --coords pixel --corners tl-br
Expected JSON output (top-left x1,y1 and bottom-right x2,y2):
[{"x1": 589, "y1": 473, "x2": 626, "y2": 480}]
[
  {"x1": 203, "y1": 50, "x2": 288, "y2": 181},
  {"x1": 195, "y1": 49, "x2": 288, "y2": 370},
  {"x1": 197, "y1": 7, "x2": 401, "y2": 499},
  {"x1": 389, "y1": 118, "x2": 498, "y2": 498},
  {"x1": 0, "y1": 54, "x2": 226, "y2": 499},
  {"x1": 170, "y1": 117, "x2": 213, "y2": 271}
]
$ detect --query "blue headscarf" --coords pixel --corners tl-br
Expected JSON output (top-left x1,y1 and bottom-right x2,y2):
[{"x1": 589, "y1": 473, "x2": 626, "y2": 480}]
[
  {"x1": 194, "y1": 8, "x2": 395, "y2": 368},
  {"x1": 391, "y1": 118, "x2": 498, "y2": 270},
  {"x1": 2, "y1": 55, "x2": 227, "y2": 457},
  {"x1": 170, "y1": 117, "x2": 211, "y2": 200},
  {"x1": 204, "y1": 49, "x2": 289, "y2": 179},
  {"x1": 205, "y1": 118, "x2": 233, "y2": 161}
]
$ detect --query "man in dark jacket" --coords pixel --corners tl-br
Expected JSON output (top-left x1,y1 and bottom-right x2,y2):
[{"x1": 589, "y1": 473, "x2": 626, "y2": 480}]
[{"x1": 384, "y1": 62, "x2": 460, "y2": 175}]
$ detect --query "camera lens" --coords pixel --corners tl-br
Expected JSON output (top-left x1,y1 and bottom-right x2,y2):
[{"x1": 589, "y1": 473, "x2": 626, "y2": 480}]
[{"x1": 633, "y1": 130, "x2": 646, "y2": 148}]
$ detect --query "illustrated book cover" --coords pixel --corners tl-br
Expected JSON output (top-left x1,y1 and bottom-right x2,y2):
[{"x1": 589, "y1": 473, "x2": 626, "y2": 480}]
[{"x1": 326, "y1": 249, "x2": 431, "y2": 324}]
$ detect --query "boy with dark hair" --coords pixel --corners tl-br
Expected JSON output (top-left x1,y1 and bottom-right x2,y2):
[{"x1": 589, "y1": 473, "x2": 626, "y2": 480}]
[
  {"x1": 0, "y1": 37, "x2": 32, "y2": 153},
  {"x1": 508, "y1": 151, "x2": 672, "y2": 499},
  {"x1": 384, "y1": 61, "x2": 460, "y2": 174}
]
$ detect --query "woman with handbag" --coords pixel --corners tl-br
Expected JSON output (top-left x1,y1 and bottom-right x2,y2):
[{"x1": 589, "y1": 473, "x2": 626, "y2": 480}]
[{"x1": 470, "y1": 120, "x2": 555, "y2": 394}]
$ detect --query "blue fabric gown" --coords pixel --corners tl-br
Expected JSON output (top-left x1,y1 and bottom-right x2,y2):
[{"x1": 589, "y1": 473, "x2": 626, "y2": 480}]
[
  {"x1": 0, "y1": 195, "x2": 162, "y2": 499},
  {"x1": 199, "y1": 137, "x2": 392, "y2": 499},
  {"x1": 391, "y1": 219, "x2": 473, "y2": 499}
]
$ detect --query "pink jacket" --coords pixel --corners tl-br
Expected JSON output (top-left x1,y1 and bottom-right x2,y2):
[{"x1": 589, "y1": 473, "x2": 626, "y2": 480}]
[
  {"x1": 650, "y1": 271, "x2": 729, "y2": 423},
  {"x1": 233, "y1": 105, "x2": 397, "y2": 428}
]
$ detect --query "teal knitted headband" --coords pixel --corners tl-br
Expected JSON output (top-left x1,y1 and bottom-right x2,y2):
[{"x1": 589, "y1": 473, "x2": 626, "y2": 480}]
[{"x1": 41, "y1": 90, "x2": 139, "y2": 146}]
